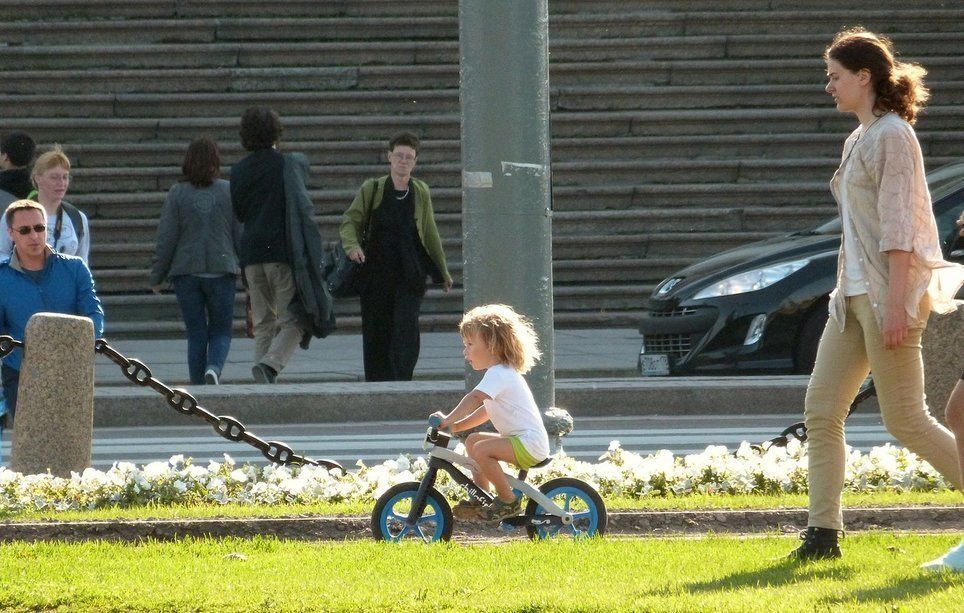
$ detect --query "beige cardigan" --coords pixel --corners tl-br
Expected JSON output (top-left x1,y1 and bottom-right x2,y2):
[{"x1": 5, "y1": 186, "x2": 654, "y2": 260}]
[{"x1": 828, "y1": 112, "x2": 964, "y2": 332}]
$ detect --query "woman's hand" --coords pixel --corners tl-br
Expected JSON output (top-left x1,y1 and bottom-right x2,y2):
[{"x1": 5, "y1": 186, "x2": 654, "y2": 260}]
[
  {"x1": 882, "y1": 302, "x2": 908, "y2": 349},
  {"x1": 442, "y1": 279, "x2": 452, "y2": 293},
  {"x1": 347, "y1": 247, "x2": 365, "y2": 264},
  {"x1": 150, "y1": 284, "x2": 165, "y2": 295}
]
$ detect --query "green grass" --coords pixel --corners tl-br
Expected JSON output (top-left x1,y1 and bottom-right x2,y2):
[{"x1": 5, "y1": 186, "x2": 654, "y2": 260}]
[
  {"x1": 0, "y1": 535, "x2": 961, "y2": 611},
  {"x1": 1, "y1": 490, "x2": 959, "y2": 523}
]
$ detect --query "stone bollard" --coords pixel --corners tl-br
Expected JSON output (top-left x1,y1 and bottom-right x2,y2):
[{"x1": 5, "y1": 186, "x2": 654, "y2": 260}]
[
  {"x1": 921, "y1": 301, "x2": 964, "y2": 424},
  {"x1": 11, "y1": 313, "x2": 95, "y2": 477}
]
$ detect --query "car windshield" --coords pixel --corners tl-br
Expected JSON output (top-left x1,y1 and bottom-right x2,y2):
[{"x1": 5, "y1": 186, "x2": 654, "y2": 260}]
[{"x1": 807, "y1": 160, "x2": 964, "y2": 236}]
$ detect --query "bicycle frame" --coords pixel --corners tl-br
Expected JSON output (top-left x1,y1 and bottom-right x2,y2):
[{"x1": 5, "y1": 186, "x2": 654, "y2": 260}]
[{"x1": 405, "y1": 428, "x2": 571, "y2": 527}]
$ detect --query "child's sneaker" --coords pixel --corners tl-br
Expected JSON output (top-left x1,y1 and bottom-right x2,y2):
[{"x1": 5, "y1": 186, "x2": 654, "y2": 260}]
[
  {"x1": 479, "y1": 496, "x2": 521, "y2": 523},
  {"x1": 453, "y1": 499, "x2": 485, "y2": 520},
  {"x1": 921, "y1": 540, "x2": 964, "y2": 572}
]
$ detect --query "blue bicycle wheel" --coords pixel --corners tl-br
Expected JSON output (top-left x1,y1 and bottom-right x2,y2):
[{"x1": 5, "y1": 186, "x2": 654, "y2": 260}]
[
  {"x1": 525, "y1": 477, "x2": 607, "y2": 540},
  {"x1": 371, "y1": 481, "x2": 453, "y2": 543}
]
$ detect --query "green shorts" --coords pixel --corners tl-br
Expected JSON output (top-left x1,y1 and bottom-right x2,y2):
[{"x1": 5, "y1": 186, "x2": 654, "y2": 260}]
[{"x1": 508, "y1": 436, "x2": 541, "y2": 470}]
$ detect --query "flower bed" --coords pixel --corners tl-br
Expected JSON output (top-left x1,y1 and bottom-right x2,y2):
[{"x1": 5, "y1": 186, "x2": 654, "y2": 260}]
[{"x1": 0, "y1": 440, "x2": 950, "y2": 514}]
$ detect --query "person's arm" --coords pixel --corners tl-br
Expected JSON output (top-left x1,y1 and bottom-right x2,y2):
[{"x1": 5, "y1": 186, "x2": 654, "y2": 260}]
[
  {"x1": 0, "y1": 215, "x2": 12, "y2": 261},
  {"x1": 417, "y1": 183, "x2": 452, "y2": 291},
  {"x1": 149, "y1": 187, "x2": 180, "y2": 291},
  {"x1": 339, "y1": 179, "x2": 375, "y2": 263},
  {"x1": 438, "y1": 388, "x2": 491, "y2": 431},
  {"x1": 79, "y1": 213, "x2": 91, "y2": 264},
  {"x1": 882, "y1": 249, "x2": 912, "y2": 349},
  {"x1": 75, "y1": 261, "x2": 105, "y2": 338}
]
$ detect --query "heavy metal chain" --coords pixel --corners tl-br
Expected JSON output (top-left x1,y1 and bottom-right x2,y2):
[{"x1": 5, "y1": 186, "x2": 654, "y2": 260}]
[
  {"x1": 751, "y1": 379, "x2": 877, "y2": 453},
  {"x1": 0, "y1": 335, "x2": 343, "y2": 473}
]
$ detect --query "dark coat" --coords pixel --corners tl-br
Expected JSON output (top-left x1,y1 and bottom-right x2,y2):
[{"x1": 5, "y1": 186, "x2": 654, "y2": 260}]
[{"x1": 283, "y1": 153, "x2": 336, "y2": 344}]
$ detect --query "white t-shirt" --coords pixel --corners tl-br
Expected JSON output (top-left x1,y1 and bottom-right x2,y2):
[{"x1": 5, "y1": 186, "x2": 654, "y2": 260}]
[
  {"x1": 475, "y1": 363, "x2": 550, "y2": 461},
  {"x1": 838, "y1": 178, "x2": 868, "y2": 297}
]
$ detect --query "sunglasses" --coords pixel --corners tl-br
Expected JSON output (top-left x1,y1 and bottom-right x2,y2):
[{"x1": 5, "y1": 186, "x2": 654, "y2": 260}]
[{"x1": 15, "y1": 224, "x2": 46, "y2": 235}]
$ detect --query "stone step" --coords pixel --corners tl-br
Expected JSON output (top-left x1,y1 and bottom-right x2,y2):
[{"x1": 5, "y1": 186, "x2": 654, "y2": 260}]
[
  {"x1": 64, "y1": 156, "x2": 960, "y2": 194},
  {"x1": 8, "y1": 106, "x2": 964, "y2": 145},
  {"x1": 102, "y1": 308, "x2": 652, "y2": 339},
  {"x1": 74, "y1": 180, "x2": 841, "y2": 220},
  {"x1": 550, "y1": 10, "x2": 964, "y2": 38},
  {"x1": 89, "y1": 232, "x2": 775, "y2": 270},
  {"x1": 95, "y1": 257, "x2": 693, "y2": 294},
  {"x1": 4, "y1": 32, "x2": 961, "y2": 70},
  {"x1": 4, "y1": 58, "x2": 962, "y2": 95},
  {"x1": 5, "y1": 9, "x2": 960, "y2": 47},
  {"x1": 87, "y1": 207, "x2": 830, "y2": 253},
  {"x1": 0, "y1": 0, "x2": 462, "y2": 21},
  {"x1": 60, "y1": 132, "x2": 964, "y2": 174},
  {"x1": 0, "y1": 0, "x2": 950, "y2": 23},
  {"x1": 98, "y1": 283, "x2": 657, "y2": 323},
  {"x1": 8, "y1": 79, "x2": 964, "y2": 119}
]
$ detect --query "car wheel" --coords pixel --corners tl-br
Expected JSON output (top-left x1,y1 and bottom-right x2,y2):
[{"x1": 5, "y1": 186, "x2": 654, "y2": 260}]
[{"x1": 794, "y1": 307, "x2": 828, "y2": 374}]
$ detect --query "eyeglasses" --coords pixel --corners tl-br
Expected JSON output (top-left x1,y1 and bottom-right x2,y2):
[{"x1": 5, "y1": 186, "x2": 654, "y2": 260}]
[
  {"x1": 390, "y1": 153, "x2": 417, "y2": 162},
  {"x1": 15, "y1": 224, "x2": 46, "y2": 235}
]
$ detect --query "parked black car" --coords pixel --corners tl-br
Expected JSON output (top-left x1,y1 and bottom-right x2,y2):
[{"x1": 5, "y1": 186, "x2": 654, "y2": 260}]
[{"x1": 638, "y1": 161, "x2": 964, "y2": 376}]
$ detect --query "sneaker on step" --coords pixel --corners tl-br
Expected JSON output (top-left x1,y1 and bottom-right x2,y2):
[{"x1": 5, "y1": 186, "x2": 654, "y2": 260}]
[
  {"x1": 204, "y1": 369, "x2": 219, "y2": 385},
  {"x1": 251, "y1": 363, "x2": 277, "y2": 384},
  {"x1": 921, "y1": 540, "x2": 964, "y2": 572}
]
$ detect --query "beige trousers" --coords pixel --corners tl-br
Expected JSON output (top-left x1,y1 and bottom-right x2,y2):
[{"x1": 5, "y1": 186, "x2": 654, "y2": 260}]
[
  {"x1": 805, "y1": 294, "x2": 963, "y2": 530},
  {"x1": 245, "y1": 262, "x2": 303, "y2": 373}
]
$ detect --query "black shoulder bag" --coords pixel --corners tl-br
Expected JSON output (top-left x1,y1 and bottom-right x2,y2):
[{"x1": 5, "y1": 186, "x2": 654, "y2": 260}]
[{"x1": 326, "y1": 179, "x2": 378, "y2": 298}]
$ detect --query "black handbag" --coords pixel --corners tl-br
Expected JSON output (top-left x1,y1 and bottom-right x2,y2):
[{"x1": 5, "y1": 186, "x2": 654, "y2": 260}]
[
  {"x1": 326, "y1": 242, "x2": 366, "y2": 298},
  {"x1": 326, "y1": 180, "x2": 378, "y2": 297}
]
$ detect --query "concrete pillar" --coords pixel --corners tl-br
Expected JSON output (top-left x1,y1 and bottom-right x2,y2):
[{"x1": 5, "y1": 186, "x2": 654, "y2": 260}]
[
  {"x1": 459, "y1": 0, "x2": 555, "y2": 407},
  {"x1": 12, "y1": 313, "x2": 95, "y2": 476},
  {"x1": 921, "y1": 302, "x2": 964, "y2": 423}
]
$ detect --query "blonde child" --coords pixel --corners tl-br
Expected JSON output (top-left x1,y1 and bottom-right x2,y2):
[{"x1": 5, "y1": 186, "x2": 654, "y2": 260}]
[{"x1": 434, "y1": 304, "x2": 550, "y2": 522}]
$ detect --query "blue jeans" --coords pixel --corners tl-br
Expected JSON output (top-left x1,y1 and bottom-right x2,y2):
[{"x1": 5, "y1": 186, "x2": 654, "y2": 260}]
[
  {"x1": 1, "y1": 363, "x2": 18, "y2": 465},
  {"x1": 172, "y1": 275, "x2": 236, "y2": 384}
]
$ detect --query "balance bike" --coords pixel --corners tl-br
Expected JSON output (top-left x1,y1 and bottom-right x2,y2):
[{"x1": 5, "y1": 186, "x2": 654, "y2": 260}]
[{"x1": 371, "y1": 416, "x2": 607, "y2": 542}]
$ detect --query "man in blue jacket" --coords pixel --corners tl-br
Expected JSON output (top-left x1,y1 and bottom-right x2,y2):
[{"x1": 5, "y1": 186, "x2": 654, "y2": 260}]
[{"x1": 0, "y1": 199, "x2": 104, "y2": 432}]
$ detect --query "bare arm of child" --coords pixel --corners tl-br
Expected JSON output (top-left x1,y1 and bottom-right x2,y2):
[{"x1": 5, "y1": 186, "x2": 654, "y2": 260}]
[
  {"x1": 439, "y1": 389, "x2": 491, "y2": 430},
  {"x1": 451, "y1": 405, "x2": 490, "y2": 433}
]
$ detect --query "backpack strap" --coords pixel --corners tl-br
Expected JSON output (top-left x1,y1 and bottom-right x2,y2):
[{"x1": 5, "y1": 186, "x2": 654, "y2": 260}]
[{"x1": 60, "y1": 201, "x2": 85, "y2": 240}]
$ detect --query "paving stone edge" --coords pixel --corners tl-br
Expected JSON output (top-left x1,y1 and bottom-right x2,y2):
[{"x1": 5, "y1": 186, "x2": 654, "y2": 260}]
[{"x1": 1, "y1": 506, "x2": 960, "y2": 543}]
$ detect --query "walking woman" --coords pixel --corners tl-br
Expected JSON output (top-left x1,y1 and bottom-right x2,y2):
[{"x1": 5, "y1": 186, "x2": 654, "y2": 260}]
[
  {"x1": 791, "y1": 28, "x2": 964, "y2": 560},
  {"x1": 150, "y1": 138, "x2": 241, "y2": 385},
  {"x1": 339, "y1": 132, "x2": 452, "y2": 381}
]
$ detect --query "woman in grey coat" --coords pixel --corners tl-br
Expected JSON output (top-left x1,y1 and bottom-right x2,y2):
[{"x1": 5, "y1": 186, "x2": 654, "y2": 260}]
[{"x1": 150, "y1": 138, "x2": 241, "y2": 384}]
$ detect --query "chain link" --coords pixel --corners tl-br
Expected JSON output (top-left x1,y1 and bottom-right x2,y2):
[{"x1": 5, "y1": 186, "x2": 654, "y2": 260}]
[{"x1": 1, "y1": 335, "x2": 341, "y2": 472}]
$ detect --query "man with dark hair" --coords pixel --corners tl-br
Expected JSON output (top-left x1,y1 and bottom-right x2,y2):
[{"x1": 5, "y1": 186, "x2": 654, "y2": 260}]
[
  {"x1": 230, "y1": 107, "x2": 302, "y2": 383},
  {"x1": 0, "y1": 132, "x2": 36, "y2": 205}
]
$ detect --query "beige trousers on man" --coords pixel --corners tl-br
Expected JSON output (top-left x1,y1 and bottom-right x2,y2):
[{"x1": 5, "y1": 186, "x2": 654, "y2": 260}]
[
  {"x1": 805, "y1": 294, "x2": 963, "y2": 530},
  {"x1": 245, "y1": 262, "x2": 302, "y2": 374}
]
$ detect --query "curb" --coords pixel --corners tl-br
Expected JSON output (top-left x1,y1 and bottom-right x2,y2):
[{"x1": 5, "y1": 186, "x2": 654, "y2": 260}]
[
  {"x1": 91, "y1": 376, "x2": 823, "y2": 427},
  {"x1": 2, "y1": 506, "x2": 959, "y2": 543}
]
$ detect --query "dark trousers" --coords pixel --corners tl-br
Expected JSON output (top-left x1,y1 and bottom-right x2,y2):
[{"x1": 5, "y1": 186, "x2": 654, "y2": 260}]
[
  {"x1": 1, "y1": 363, "x2": 19, "y2": 430},
  {"x1": 172, "y1": 274, "x2": 236, "y2": 384},
  {"x1": 360, "y1": 282, "x2": 423, "y2": 381}
]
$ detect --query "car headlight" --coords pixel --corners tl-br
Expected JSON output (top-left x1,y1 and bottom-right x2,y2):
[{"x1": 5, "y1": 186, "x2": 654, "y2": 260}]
[{"x1": 692, "y1": 258, "x2": 810, "y2": 300}]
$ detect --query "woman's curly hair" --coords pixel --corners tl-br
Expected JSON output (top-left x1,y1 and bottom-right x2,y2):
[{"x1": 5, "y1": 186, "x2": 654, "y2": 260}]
[
  {"x1": 459, "y1": 304, "x2": 542, "y2": 374},
  {"x1": 825, "y1": 27, "x2": 929, "y2": 124}
]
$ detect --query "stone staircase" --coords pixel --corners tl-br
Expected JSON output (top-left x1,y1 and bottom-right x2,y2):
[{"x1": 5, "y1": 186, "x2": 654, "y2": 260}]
[{"x1": 0, "y1": 0, "x2": 961, "y2": 337}]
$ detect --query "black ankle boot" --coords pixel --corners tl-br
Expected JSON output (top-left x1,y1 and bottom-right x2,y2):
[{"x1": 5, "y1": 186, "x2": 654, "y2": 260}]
[{"x1": 788, "y1": 527, "x2": 842, "y2": 561}]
